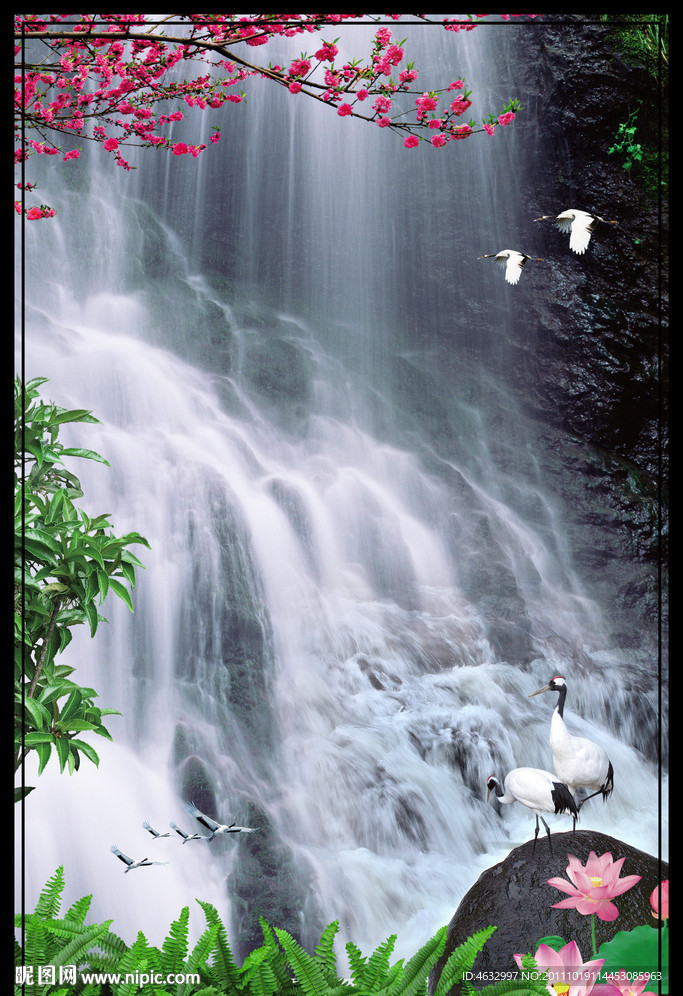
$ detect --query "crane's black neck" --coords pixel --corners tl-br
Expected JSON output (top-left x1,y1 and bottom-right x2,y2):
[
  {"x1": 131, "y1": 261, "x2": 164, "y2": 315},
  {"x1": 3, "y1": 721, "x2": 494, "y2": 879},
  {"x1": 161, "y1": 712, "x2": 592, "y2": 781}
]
[
  {"x1": 554, "y1": 683, "x2": 567, "y2": 718},
  {"x1": 490, "y1": 779, "x2": 504, "y2": 799}
]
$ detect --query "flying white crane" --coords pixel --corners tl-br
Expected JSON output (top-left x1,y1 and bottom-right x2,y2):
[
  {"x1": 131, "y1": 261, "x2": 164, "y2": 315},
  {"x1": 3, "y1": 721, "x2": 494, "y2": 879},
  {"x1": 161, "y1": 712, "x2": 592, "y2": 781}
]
[
  {"x1": 528, "y1": 675, "x2": 614, "y2": 824},
  {"x1": 478, "y1": 249, "x2": 543, "y2": 285},
  {"x1": 533, "y1": 209, "x2": 618, "y2": 255},
  {"x1": 142, "y1": 820, "x2": 171, "y2": 839},
  {"x1": 185, "y1": 801, "x2": 259, "y2": 840},
  {"x1": 486, "y1": 767, "x2": 578, "y2": 855},
  {"x1": 170, "y1": 821, "x2": 207, "y2": 843},
  {"x1": 110, "y1": 844, "x2": 169, "y2": 873}
]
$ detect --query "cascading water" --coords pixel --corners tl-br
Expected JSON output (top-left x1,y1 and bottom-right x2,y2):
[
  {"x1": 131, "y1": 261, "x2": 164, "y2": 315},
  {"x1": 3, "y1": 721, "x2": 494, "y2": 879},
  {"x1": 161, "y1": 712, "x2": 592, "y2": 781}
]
[{"x1": 16, "y1": 18, "x2": 665, "y2": 964}]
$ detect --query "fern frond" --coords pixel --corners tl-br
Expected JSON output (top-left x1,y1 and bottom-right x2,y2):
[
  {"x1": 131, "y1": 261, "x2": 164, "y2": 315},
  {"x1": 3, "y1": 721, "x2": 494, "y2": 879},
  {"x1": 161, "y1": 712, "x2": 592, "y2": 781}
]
[
  {"x1": 159, "y1": 906, "x2": 190, "y2": 974},
  {"x1": 357, "y1": 933, "x2": 397, "y2": 991},
  {"x1": 274, "y1": 926, "x2": 333, "y2": 996},
  {"x1": 240, "y1": 947, "x2": 282, "y2": 996},
  {"x1": 433, "y1": 925, "x2": 497, "y2": 996},
  {"x1": 259, "y1": 917, "x2": 300, "y2": 991},
  {"x1": 58, "y1": 920, "x2": 116, "y2": 970},
  {"x1": 313, "y1": 920, "x2": 340, "y2": 981},
  {"x1": 194, "y1": 900, "x2": 242, "y2": 993},
  {"x1": 65, "y1": 892, "x2": 93, "y2": 925},
  {"x1": 384, "y1": 925, "x2": 447, "y2": 996},
  {"x1": 345, "y1": 941, "x2": 367, "y2": 985},
  {"x1": 34, "y1": 866, "x2": 66, "y2": 921}
]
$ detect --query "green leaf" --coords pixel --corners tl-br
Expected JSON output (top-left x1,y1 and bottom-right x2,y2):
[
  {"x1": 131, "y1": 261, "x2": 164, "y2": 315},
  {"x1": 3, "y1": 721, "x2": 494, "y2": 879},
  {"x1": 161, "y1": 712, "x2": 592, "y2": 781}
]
[
  {"x1": 274, "y1": 926, "x2": 332, "y2": 995},
  {"x1": 60, "y1": 446, "x2": 110, "y2": 465},
  {"x1": 107, "y1": 576, "x2": 134, "y2": 612}
]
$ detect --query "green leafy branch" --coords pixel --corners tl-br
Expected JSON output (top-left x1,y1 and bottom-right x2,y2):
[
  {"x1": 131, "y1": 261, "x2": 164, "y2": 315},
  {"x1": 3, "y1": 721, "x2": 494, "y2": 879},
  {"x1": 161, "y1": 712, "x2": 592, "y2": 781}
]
[
  {"x1": 607, "y1": 106, "x2": 643, "y2": 172},
  {"x1": 14, "y1": 377, "x2": 150, "y2": 798},
  {"x1": 14, "y1": 868, "x2": 553, "y2": 996}
]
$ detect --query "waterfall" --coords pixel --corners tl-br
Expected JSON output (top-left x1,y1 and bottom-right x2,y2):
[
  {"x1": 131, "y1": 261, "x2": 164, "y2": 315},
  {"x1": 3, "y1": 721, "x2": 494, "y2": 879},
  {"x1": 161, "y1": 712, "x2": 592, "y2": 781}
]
[{"x1": 16, "y1": 19, "x2": 665, "y2": 964}]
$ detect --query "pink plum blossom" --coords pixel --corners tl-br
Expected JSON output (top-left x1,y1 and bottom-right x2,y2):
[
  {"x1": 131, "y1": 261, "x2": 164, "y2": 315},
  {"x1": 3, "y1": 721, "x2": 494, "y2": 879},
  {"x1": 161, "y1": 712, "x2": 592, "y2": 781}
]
[
  {"x1": 547, "y1": 852, "x2": 641, "y2": 922},
  {"x1": 431, "y1": 134, "x2": 448, "y2": 147},
  {"x1": 337, "y1": 103, "x2": 352, "y2": 116},
  {"x1": 103, "y1": 137, "x2": 118, "y2": 151},
  {"x1": 403, "y1": 134, "x2": 420, "y2": 147},
  {"x1": 498, "y1": 111, "x2": 516, "y2": 125},
  {"x1": 483, "y1": 123, "x2": 495, "y2": 135},
  {"x1": 650, "y1": 879, "x2": 668, "y2": 920},
  {"x1": 514, "y1": 940, "x2": 604, "y2": 996}
]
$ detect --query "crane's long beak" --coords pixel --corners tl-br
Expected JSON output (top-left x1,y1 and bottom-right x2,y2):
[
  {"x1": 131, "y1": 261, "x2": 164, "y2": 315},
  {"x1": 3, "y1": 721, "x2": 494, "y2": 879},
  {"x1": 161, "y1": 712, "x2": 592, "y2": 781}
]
[
  {"x1": 486, "y1": 787, "x2": 492, "y2": 802},
  {"x1": 528, "y1": 684, "x2": 552, "y2": 697}
]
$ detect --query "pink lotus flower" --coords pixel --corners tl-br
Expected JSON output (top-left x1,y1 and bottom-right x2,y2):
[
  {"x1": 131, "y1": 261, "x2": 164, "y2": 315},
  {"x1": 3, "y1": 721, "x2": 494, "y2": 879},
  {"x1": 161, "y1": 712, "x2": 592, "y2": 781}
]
[
  {"x1": 596, "y1": 970, "x2": 657, "y2": 996},
  {"x1": 514, "y1": 940, "x2": 604, "y2": 996},
  {"x1": 650, "y1": 879, "x2": 668, "y2": 920},
  {"x1": 548, "y1": 852, "x2": 641, "y2": 922}
]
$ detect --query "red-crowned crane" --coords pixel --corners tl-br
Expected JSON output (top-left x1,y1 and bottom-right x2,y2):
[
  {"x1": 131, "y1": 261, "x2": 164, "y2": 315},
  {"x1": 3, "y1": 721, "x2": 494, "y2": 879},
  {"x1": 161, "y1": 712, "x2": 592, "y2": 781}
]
[
  {"x1": 110, "y1": 844, "x2": 169, "y2": 873},
  {"x1": 170, "y1": 821, "x2": 207, "y2": 843},
  {"x1": 185, "y1": 801, "x2": 258, "y2": 840},
  {"x1": 528, "y1": 675, "x2": 614, "y2": 826},
  {"x1": 142, "y1": 820, "x2": 170, "y2": 839},
  {"x1": 533, "y1": 209, "x2": 618, "y2": 255},
  {"x1": 478, "y1": 249, "x2": 543, "y2": 285},
  {"x1": 486, "y1": 767, "x2": 578, "y2": 855}
]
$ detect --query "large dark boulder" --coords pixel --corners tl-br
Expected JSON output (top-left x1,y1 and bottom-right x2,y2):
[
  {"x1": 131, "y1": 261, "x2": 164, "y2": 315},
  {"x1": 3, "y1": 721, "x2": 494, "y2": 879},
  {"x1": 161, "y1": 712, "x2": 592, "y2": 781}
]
[{"x1": 429, "y1": 830, "x2": 668, "y2": 995}]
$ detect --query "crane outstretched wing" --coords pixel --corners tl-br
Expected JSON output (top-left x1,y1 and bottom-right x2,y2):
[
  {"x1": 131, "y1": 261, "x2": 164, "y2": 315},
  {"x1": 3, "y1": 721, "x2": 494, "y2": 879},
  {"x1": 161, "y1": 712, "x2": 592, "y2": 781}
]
[{"x1": 185, "y1": 800, "x2": 219, "y2": 832}]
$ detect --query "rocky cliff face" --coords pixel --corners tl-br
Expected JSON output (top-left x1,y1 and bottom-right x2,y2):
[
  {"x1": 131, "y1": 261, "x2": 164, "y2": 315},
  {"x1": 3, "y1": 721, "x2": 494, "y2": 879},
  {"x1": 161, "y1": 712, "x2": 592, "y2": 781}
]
[{"x1": 500, "y1": 15, "x2": 668, "y2": 650}]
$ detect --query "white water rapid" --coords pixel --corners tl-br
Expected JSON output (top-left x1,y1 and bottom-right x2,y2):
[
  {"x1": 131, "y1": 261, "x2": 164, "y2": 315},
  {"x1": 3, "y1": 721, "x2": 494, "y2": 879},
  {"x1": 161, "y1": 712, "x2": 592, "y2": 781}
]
[{"x1": 16, "y1": 18, "x2": 666, "y2": 966}]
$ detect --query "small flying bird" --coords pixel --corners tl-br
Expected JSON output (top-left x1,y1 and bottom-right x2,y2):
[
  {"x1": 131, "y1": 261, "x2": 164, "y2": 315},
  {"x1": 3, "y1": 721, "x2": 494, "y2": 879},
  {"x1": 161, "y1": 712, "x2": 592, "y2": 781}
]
[
  {"x1": 478, "y1": 249, "x2": 543, "y2": 285},
  {"x1": 486, "y1": 767, "x2": 578, "y2": 855},
  {"x1": 142, "y1": 820, "x2": 171, "y2": 839},
  {"x1": 185, "y1": 801, "x2": 258, "y2": 840},
  {"x1": 170, "y1": 820, "x2": 207, "y2": 843},
  {"x1": 533, "y1": 209, "x2": 618, "y2": 255},
  {"x1": 529, "y1": 675, "x2": 614, "y2": 825},
  {"x1": 110, "y1": 844, "x2": 169, "y2": 873}
]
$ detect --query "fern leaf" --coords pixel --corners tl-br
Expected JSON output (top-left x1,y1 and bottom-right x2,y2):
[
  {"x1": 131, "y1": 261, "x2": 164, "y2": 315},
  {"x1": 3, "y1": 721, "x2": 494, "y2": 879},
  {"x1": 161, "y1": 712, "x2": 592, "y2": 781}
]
[
  {"x1": 345, "y1": 941, "x2": 367, "y2": 985},
  {"x1": 259, "y1": 917, "x2": 300, "y2": 990},
  {"x1": 194, "y1": 900, "x2": 242, "y2": 993},
  {"x1": 34, "y1": 866, "x2": 66, "y2": 921},
  {"x1": 159, "y1": 906, "x2": 190, "y2": 974},
  {"x1": 64, "y1": 892, "x2": 93, "y2": 925},
  {"x1": 384, "y1": 925, "x2": 447, "y2": 996},
  {"x1": 274, "y1": 926, "x2": 333, "y2": 996},
  {"x1": 313, "y1": 920, "x2": 340, "y2": 981},
  {"x1": 433, "y1": 925, "x2": 497, "y2": 996},
  {"x1": 357, "y1": 934, "x2": 397, "y2": 991}
]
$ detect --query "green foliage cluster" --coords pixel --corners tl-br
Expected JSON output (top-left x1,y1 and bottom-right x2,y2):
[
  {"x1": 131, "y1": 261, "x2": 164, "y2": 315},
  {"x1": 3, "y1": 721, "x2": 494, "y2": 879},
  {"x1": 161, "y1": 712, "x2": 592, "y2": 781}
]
[
  {"x1": 15, "y1": 869, "x2": 554, "y2": 996},
  {"x1": 14, "y1": 377, "x2": 149, "y2": 799},
  {"x1": 603, "y1": 14, "x2": 668, "y2": 194}
]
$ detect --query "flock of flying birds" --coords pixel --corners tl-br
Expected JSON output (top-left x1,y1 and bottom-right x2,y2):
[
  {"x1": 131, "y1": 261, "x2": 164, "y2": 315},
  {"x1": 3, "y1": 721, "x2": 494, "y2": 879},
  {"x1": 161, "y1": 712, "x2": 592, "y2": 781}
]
[
  {"x1": 479, "y1": 208, "x2": 618, "y2": 284},
  {"x1": 486, "y1": 675, "x2": 615, "y2": 856},
  {"x1": 110, "y1": 800, "x2": 259, "y2": 873}
]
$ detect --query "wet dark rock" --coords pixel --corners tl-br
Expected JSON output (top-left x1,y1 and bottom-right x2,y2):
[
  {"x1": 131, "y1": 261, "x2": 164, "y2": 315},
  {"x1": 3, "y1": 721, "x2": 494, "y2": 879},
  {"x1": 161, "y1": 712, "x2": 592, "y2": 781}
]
[{"x1": 429, "y1": 829, "x2": 668, "y2": 995}]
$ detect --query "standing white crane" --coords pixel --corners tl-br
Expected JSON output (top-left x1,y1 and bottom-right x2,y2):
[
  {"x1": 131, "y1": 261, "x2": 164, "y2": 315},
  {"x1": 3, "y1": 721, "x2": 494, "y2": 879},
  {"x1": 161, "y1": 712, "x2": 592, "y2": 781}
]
[
  {"x1": 486, "y1": 767, "x2": 578, "y2": 855},
  {"x1": 533, "y1": 209, "x2": 618, "y2": 254},
  {"x1": 142, "y1": 820, "x2": 171, "y2": 839},
  {"x1": 528, "y1": 675, "x2": 614, "y2": 825},
  {"x1": 110, "y1": 844, "x2": 169, "y2": 873},
  {"x1": 185, "y1": 801, "x2": 259, "y2": 840},
  {"x1": 478, "y1": 249, "x2": 543, "y2": 285},
  {"x1": 170, "y1": 821, "x2": 207, "y2": 843}
]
